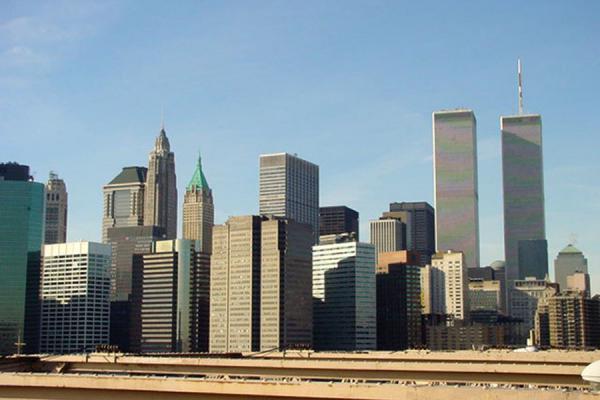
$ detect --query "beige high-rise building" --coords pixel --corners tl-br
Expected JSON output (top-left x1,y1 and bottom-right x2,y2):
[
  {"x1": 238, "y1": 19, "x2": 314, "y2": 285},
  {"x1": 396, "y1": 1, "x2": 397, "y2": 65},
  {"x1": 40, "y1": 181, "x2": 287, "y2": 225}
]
[
  {"x1": 567, "y1": 271, "x2": 591, "y2": 298},
  {"x1": 102, "y1": 166, "x2": 147, "y2": 243},
  {"x1": 144, "y1": 126, "x2": 177, "y2": 239},
  {"x1": 44, "y1": 172, "x2": 67, "y2": 244},
  {"x1": 209, "y1": 215, "x2": 312, "y2": 353},
  {"x1": 182, "y1": 154, "x2": 214, "y2": 253},
  {"x1": 430, "y1": 250, "x2": 469, "y2": 320},
  {"x1": 370, "y1": 218, "x2": 406, "y2": 254}
]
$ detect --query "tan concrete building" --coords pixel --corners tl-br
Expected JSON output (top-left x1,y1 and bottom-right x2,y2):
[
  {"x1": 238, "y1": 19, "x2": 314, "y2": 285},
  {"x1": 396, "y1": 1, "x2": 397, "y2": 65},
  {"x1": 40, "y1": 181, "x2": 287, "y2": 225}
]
[
  {"x1": 44, "y1": 172, "x2": 67, "y2": 244},
  {"x1": 369, "y1": 218, "x2": 405, "y2": 254},
  {"x1": 543, "y1": 292, "x2": 600, "y2": 349},
  {"x1": 431, "y1": 250, "x2": 469, "y2": 320},
  {"x1": 567, "y1": 271, "x2": 591, "y2": 298},
  {"x1": 182, "y1": 153, "x2": 214, "y2": 254},
  {"x1": 144, "y1": 126, "x2": 177, "y2": 239},
  {"x1": 468, "y1": 279, "x2": 502, "y2": 313},
  {"x1": 210, "y1": 215, "x2": 313, "y2": 353}
]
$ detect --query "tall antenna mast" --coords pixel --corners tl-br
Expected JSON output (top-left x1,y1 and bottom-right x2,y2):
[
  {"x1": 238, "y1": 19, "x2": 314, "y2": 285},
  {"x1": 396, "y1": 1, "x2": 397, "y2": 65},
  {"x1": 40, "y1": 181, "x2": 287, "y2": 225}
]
[{"x1": 518, "y1": 58, "x2": 524, "y2": 115}]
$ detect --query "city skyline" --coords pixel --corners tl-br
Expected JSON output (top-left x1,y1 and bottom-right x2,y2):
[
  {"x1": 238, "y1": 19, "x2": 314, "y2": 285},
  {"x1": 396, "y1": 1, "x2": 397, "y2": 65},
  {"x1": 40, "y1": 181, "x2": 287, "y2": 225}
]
[{"x1": 2, "y1": 1, "x2": 599, "y2": 291}]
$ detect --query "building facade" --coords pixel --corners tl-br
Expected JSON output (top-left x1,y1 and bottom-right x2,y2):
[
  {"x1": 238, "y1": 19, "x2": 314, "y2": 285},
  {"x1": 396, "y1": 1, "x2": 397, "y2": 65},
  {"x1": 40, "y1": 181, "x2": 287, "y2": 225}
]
[
  {"x1": 501, "y1": 114, "x2": 546, "y2": 285},
  {"x1": 102, "y1": 166, "x2": 147, "y2": 243},
  {"x1": 388, "y1": 202, "x2": 435, "y2": 266},
  {"x1": 40, "y1": 242, "x2": 111, "y2": 353},
  {"x1": 183, "y1": 154, "x2": 214, "y2": 253},
  {"x1": 259, "y1": 153, "x2": 319, "y2": 243},
  {"x1": 135, "y1": 240, "x2": 210, "y2": 353},
  {"x1": 433, "y1": 110, "x2": 480, "y2": 268},
  {"x1": 567, "y1": 272, "x2": 591, "y2": 298},
  {"x1": 517, "y1": 239, "x2": 548, "y2": 280},
  {"x1": 144, "y1": 127, "x2": 177, "y2": 239},
  {"x1": 511, "y1": 277, "x2": 558, "y2": 343},
  {"x1": 107, "y1": 225, "x2": 165, "y2": 352},
  {"x1": 0, "y1": 163, "x2": 45, "y2": 354},
  {"x1": 312, "y1": 237, "x2": 376, "y2": 351},
  {"x1": 554, "y1": 244, "x2": 588, "y2": 291},
  {"x1": 369, "y1": 218, "x2": 406, "y2": 254},
  {"x1": 376, "y1": 253, "x2": 422, "y2": 350},
  {"x1": 44, "y1": 172, "x2": 67, "y2": 244},
  {"x1": 430, "y1": 250, "x2": 469, "y2": 321},
  {"x1": 319, "y1": 206, "x2": 359, "y2": 240},
  {"x1": 210, "y1": 215, "x2": 313, "y2": 352}
]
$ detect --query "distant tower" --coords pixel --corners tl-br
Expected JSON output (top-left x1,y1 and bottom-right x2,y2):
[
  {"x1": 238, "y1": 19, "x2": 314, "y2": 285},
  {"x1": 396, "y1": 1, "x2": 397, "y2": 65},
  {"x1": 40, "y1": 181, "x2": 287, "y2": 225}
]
[
  {"x1": 501, "y1": 59, "x2": 547, "y2": 286},
  {"x1": 183, "y1": 153, "x2": 214, "y2": 253},
  {"x1": 554, "y1": 244, "x2": 588, "y2": 291},
  {"x1": 433, "y1": 109, "x2": 480, "y2": 268},
  {"x1": 144, "y1": 124, "x2": 177, "y2": 239},
  {"x1": 44, "y1": 172, "x2": 68, "y2": 244},
  {"x1": 259, "y1": 153, "x2": 319, "y2": 243}
]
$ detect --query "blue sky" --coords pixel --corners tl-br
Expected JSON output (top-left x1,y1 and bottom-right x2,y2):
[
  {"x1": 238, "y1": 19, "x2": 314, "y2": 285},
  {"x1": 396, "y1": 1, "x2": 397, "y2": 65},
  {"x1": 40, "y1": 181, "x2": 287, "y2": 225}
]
[{"x1": 2, "y1": 1, "x2": 599, "y2": 290}]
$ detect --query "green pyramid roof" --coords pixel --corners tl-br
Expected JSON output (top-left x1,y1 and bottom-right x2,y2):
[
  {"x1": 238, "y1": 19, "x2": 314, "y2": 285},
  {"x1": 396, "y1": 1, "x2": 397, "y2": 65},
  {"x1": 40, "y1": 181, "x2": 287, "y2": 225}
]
[
  {"x1": 559, "y1": 244, "x2": 582, "y2": 254},
  {"x1": 187, "y1": 153, "x2": 209, "y2": 191}
]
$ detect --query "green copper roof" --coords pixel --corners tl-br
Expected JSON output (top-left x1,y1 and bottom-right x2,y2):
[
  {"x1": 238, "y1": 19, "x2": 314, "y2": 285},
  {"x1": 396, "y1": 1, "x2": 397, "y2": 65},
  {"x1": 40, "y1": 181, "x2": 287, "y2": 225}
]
[
  {"x1": 559, "y1": 244, "x2": 582, "y2": 254},
  {"x1": 187, "y1": 153, "x2": 209, "y2": 191}
]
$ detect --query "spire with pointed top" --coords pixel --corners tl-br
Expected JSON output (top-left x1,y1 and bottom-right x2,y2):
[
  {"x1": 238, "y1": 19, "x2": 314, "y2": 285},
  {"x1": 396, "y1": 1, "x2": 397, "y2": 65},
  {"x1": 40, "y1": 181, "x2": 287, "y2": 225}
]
[
  {"x1": 154, "y1": 124, "x2": 170, "y2": 153},
  {"x1": 186, "y1": 152, "x2": 209, "y2": 191},
  {"x1": 518, "y1": 58, "x2": 524, "y2": 115}
]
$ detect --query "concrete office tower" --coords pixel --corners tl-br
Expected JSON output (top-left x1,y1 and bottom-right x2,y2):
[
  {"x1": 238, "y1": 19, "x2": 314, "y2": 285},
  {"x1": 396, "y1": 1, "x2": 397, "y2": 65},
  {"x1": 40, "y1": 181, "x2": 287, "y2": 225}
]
[
  {"x1": 567, "y1": 272, "x2": 591, "y2": 298},
  {"x1": 501, "y1": 114, "x2": 546, "y2": 282},
  {"x1": 144, "y1": 126, "x2": 177, "y2": 239},
  {"x1": 319, "y1": 206, "x2": 359, "y2": 240},
  {"x1": 511, "y1": 277, "x2": 558, "y2": 343},
  {"x1": 135, "y1": 240, "x2": 210, "y2": 353},
  {"x1": 259, "y1": 153, "x2": 319, "y2": 243},
  {"x1": 183, "y1": 153, "x2": 214, "y2": 253},
  {"x1": 102, "y1": 166, "x2": 147, "y2": 243},
  {"x1": 107, "y1": 225, "x2": 165, "y2": 352},
  {"x1": 40, "y1": 242, "x2": 111, "y2": 353},
  {"x1": 44, "y1": 172, "x2": 67, "y2": 244},
  {"x1": 468, "y1": 263, "x2": 507, "y2": 315},
  {"x1": 431, "y1": 250, "x2": 469, "y2": 321},
  {"x1": 554, "y1": 244, "x2": 588, "y2": 291},
  {"x1": 0, "y1": 163, "x2": 44, "y2": 354},
  {"x1": 313, "y1": 236, "x2": 376, "y2": 351},
  {"x1": 388, "y1": 202, "x2": 435, "y2": 266},
  {"x1": 210, "y1": 215, "x2": 313, "y2": 353},
  {"x1": 433, "y1": 110, "x2": 480, "y2": 268},
  {"x1": 369, "y1": 218, "x2": 406, "y2": 254},
  {"x1": 468, "y1": 280, "x2": 502, "y2": 315},
  {"x1": 376, "y1": 252, "x2": 422, "y2": 350}
]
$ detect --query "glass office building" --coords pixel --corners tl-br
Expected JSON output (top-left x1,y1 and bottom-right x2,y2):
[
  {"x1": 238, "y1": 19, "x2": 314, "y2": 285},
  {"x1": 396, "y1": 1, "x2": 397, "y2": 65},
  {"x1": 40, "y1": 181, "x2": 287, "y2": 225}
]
[{"x1": 0, "y1": 163, "x2": 45, "y2": 354}]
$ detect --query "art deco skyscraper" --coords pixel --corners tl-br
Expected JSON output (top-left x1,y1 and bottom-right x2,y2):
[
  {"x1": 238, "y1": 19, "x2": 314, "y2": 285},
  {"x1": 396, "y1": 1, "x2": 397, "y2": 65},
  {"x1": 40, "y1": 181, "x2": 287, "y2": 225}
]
[
  {"x1": 433, "y1": 109, "x2": 480, "y2": 268},
  {"x1": 44, "y1": 172, "x2": 67, "y2": 244},
  {"x1": 183, "y1": 153, "x2": 214, "y2": 253},
  {"x1": 144, "y1": 125, "x2": 177, "y2": 239},
  {"x1": 259, "y1": 153, "x2": 319, "y2": 243},
  {"x1": 102, "y1": 166, "x2": 147, "y2": 243},
  {"x1": 501, "y1": 60, "x2": 547, "y2": 283}
]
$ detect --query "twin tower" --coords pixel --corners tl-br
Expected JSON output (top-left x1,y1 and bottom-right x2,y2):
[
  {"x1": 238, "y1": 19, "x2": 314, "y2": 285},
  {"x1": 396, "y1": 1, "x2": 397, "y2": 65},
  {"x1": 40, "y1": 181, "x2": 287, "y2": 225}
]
[{"x1": 102, "y1": 125, "x2": 214, "y2": 252}]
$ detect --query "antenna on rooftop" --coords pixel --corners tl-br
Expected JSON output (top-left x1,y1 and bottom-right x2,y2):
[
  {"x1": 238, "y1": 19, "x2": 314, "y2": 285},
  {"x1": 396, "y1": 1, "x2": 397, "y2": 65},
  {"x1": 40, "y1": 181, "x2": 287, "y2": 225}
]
[{"x1": 518, "y1": 59, "x2": 524, "y2": 115}]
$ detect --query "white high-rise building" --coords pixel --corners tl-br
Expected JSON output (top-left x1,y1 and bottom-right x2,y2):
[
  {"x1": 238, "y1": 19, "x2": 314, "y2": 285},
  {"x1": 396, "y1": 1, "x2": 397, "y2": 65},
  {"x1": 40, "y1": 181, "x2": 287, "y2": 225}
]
[
  {"x1": 259, "y1": 153, "x2": 319, "y2": 243},
  {"x1": 40, "y1": 242, "x2": 111, "y2": 353},
  {"x1": 369, "y1": 218, "x2": 405, "y2": 254},
  {"x1": 430, "y1": 250, "x2": 469, "y2": 321},
  {"x1": 312, "y1": 236, "x2": 376, "y2": 350}
]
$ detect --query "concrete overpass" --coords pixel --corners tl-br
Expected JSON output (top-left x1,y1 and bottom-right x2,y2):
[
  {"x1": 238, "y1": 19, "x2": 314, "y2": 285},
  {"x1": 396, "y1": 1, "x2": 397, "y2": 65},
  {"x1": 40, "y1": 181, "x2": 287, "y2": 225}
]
[{"x1": 0, "y1": 350, "x2": 598, "y2": 399}]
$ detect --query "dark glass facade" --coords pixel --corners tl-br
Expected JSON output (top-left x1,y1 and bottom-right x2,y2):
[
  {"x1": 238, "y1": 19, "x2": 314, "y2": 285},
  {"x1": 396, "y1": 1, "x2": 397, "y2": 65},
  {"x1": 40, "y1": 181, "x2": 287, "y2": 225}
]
[
  {"x1": 0, "y1": 163, "x2": 44, "y2": 354},
  {"x1": 389, "y1": 202, "x2": 435, "y2": 266},
  {"x1": 518, "y1": 239, "x2": 548, "y2": 280},
  {"x1": 319, "y1": 206, "x2": 359, "y2": 240}
]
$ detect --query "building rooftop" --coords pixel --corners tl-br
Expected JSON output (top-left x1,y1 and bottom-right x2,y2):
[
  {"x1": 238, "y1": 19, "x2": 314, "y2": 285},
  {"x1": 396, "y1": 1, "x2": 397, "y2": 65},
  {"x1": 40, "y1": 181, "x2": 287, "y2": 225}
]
[
  {"x1": 108, "y1": 166, "x2": 147, "y2": 185},
  {"x1": 559, "y1": 244, "x2": 583, "y2": 255},
  {"x1": 186, "y1": 153, "x2": 209, "y2": 191}
]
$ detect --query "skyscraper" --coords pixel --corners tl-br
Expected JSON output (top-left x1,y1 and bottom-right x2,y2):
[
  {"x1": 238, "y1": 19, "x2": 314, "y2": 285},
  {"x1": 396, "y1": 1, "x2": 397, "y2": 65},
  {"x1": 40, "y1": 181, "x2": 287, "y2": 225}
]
[
  {"x1": 144, "y1": 126, "x2": 177, "y2": 239},
  {"x1": 369, "y1": 218, "x2": 406, "y2": 254},
  {"x1": 209, "y1": 215, "x2": 313, "y2": 352},
  {"x1": 259, "y1": 153, "x2": 319, "y2": 243},
  {"x1": 0, "y1": 163, "x2": 44, "y2": 354},
  {"x1": 388, "y1": 202, "x2": 435, "y2": 266},
  {"x1": 319, "y1": 206, "x2": 359, "y2": 240},
  {"x1": 312, "y1": 235, "x2": 376, "y2": 351},
  {"x1": 182, "y1": 153, "x2": 214, "y2": 253},
  {"x1": 433, "y1": 110, "x2": 480, "y2": 268},
  {"x1": 44, "y1": 172, "x2": 67, "y2": 244},
  {"x1": 40, "y1": 242, "x2": 111, "y2": 354},
  {"x1": 430, "y1": 250, "x2": 469, "y2": 321},
  {"x1": 135, "y1": 239, "x2": 210, "y2": 353},
  {"x1": 102, "y1": 166, "x2": 147, "y2": 243},
  {"x1": 554, "y1": 244, "x2": 588, "y2": 291},
  {"x1": 501, "y1": 60, "x2": 547, "y2": 285}
]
